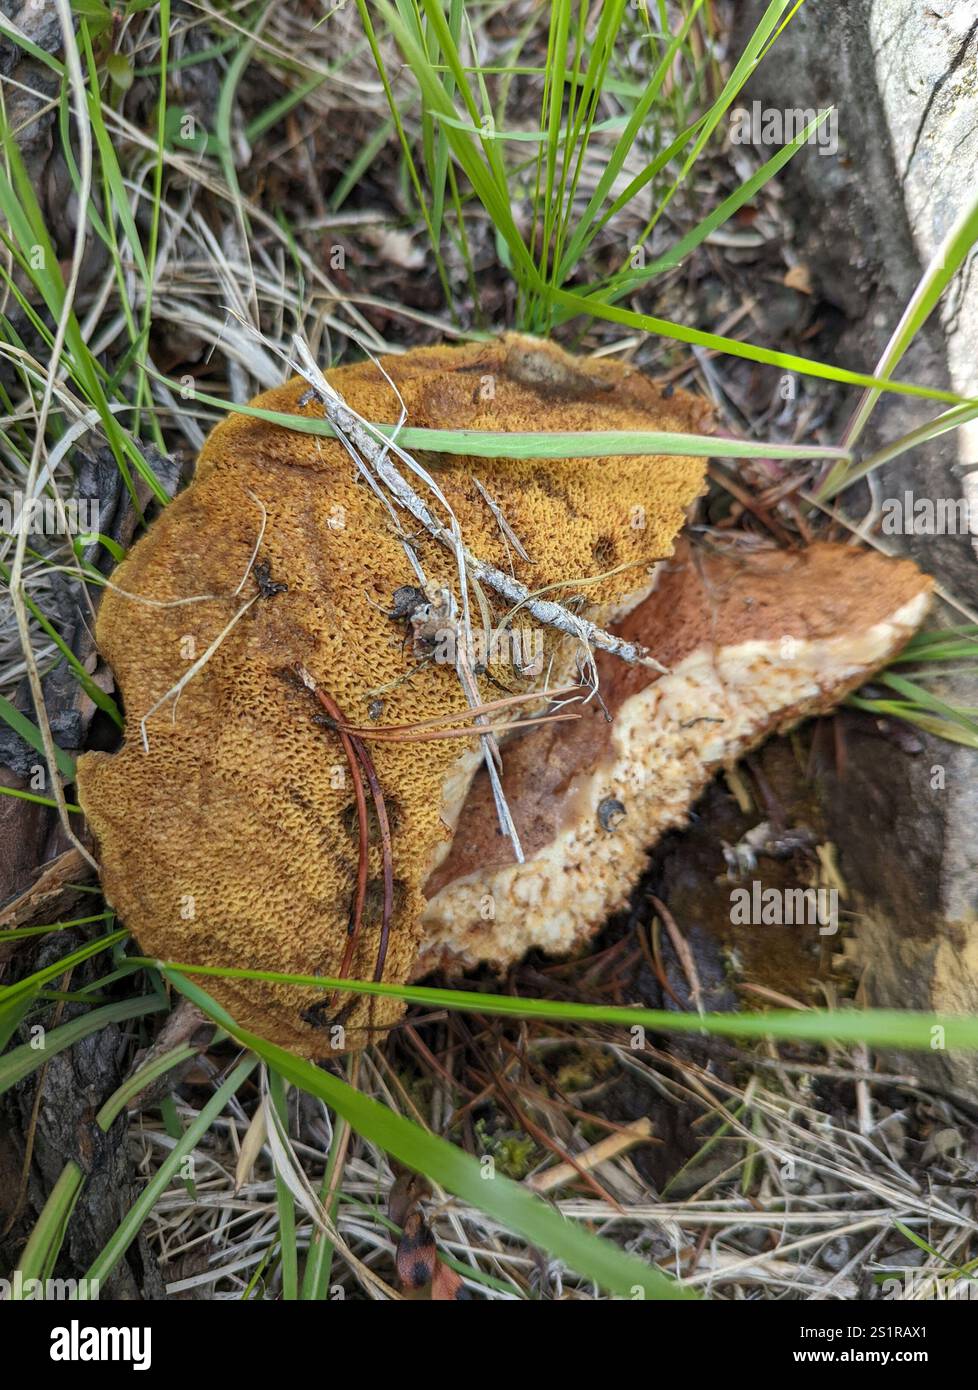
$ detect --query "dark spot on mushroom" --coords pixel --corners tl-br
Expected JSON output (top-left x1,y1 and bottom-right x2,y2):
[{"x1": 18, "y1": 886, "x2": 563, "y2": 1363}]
[
  {"x1": 363, "y1": 875, "x2": 407, "y2": 925},
  {"x1": 388, "y1": 584, "x2": 428, "y2": 621},
  {"x1": 340, "y1": 796, "x2": 402, "y2": 842},
  {"x1": 533, "y1": 472, "x2": 578, "y2": 516},
  {"x1": 598, "y1": 797, "x2": 626, "y2": 832},
  {"x1": 592, "y1": 533, "x2": 618, "y2": 568},
  {"x1": 503, "y1": 344, "x2": 615, "y2": 399},
  {"x1": 254, "y1": 558, "x2": 287, "y2": 599},
  {"x1": 288, "y1": 787, "x2": 315, "y2": 813}
]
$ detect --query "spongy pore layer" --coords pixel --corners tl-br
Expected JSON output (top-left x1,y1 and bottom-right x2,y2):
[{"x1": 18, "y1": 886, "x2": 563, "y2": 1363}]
[{"x1": 77, "y1": 334, "x2": 710, "y2": 1055}]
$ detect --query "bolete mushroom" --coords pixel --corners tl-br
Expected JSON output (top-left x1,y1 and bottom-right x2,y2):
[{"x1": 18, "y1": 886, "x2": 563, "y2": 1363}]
[
  {"x1": 77, "y1": 335, "x2": 932, "y2": 1055},
  {"x1": 77, "y1": 334, "x2": 712, "y2": 1054}
]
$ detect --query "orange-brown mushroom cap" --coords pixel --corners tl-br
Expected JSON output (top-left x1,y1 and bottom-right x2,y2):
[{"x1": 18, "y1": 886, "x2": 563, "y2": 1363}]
[{"x1": 77, "y1": 334, "x2": 710, "y2": 1056}]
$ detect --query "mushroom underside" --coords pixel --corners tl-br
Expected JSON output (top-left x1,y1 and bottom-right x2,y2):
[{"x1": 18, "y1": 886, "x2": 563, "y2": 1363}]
[{"x1": 418, "y1": 541, "x2": 933, "y2": 976}]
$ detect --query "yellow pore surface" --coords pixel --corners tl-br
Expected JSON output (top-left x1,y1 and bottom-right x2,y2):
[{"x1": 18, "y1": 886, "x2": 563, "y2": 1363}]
[{"x1": 77, "y1": 334, "x2": 709, "y2": 1055}]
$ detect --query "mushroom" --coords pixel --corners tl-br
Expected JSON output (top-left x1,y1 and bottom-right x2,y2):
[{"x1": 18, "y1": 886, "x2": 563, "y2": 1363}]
[
  {"x1": 77, "y1": 336, "x2": 933, "y2": 1054},
  {"x1": 419, "y1": 540, "x2": 933, "y2": 974},
  {"x1": 77, "y1": 335, "x2": 711, "y2": 1055}
]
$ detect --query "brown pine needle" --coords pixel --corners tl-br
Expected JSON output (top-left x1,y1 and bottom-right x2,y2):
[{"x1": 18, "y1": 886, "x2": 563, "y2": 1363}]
[{"x1": 293, "y1": 664, "x2": 394, "y2": 999}]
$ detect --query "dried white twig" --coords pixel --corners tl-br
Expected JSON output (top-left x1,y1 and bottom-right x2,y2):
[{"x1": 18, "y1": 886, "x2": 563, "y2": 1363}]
[
  {"x1": 474, "y1": 475, "x2": 532, "y2": 564},
  {"x1": 289, "y1": 333, "x2": 526, "y2": 860},
  {"x1": 288, "y1": 340, "x2": 669, "y2": 674},
  {"x1": 139, "y1": 593, "x2": 260, "y2": 754}
]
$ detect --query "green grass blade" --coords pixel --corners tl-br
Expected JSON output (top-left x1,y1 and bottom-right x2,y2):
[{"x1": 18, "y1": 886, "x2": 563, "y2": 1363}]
[
  {"x1": 555, "y1": 2, "x2": 707, "y2": 281},
  {"x1": 0, "y1": 930, "x2": 128, "y2": 1007},
  {"x1": 832, "y1": 179, "x2": 978, "y2": 466},
  {"x1": 147, "y1": 369, "x2": 850, "y2": 459},
  {"x1": 549, "y1": 285, "x2": 967, "y2": 404},
  {"x1": 629, "y1": 0, "x2": 800, "y2": 258},
  {"x1": 0, "y1": 996, "x2": 34, "y2": 1052},
  {"x1": 75, "y1": 1056, "x2": 257, "y2": 1295},
  {"x1": 95, "y1": 1040, "x2": 202, "y2": 1130},
  {"x1": 373, "y1": 0, "x2": 535, "y2": 284},
  {"x1": 0, "y1": 114, "x2": 167, "y2": 503},
  {"x1": 0, "y1": 913, "x2": 113, "y2": 944},
  {"x1": 594, "y1": 113, "x2": 829, "y2": 302},
  {"x1": 0, "y1": 695, "x2": 76, "y2": 779},
  {"x1": 355, "y1": 0, "x2": 455, "y2": 305},
  {"x1": 11, "y1": 1162, "x2": 85, "y2": 1292},
  {"x1": 147, "y1": 959, "x2": 978, "y2": 1051},
  {"x1": 163, "y1": 970, "x2": 692, "y2": 1301},
  {"x1": 0, "y1": 786, "x2": 82, "y2": 812},
  {"x1": 3, "y1": 582, "x2": 122, "y2": 728},
  {"x1": 268, "y1": 1066, "x2": 299, "y2": 1299},
  {"x1": 876, "y1": 671, "x2": 978, "y2": 739},
  {"x1": 300, "y1": 1109, "x2": 349, "y2": 1299},
  {"x1": 0, "y1": 994, "x2": 166, "y2": 1094},
  {"x1": 0, "y1": 13, "x2": 67, "y2": 74},
  {"x1": 821, "y1": 399, "x2": 978, "y2": 499}
]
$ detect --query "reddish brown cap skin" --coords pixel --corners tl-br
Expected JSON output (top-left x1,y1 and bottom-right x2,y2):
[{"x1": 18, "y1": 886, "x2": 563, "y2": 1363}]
[{"x1": 420, "y1": 541, "x2": 932, "y2": 971}]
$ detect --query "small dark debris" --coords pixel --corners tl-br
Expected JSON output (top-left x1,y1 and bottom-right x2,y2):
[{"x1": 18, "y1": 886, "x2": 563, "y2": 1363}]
[
  {"x1": 598, "y1": 797, "x2": 627, "y2": 832},
  {"x1": 254, "y1": 559, "x2": 287, "y2": 599},
  {"x1": 299, "y1": 999, "x2": 332, "y2": 1028},
  {"x1": 368, "y1": 698, "x2": 385, "y2": 720},
  {"x1": 388, "y1": 584, "x2": 428, "y2": 621},
  {"x1": 301, "y1": 996, "x2": 357, "y2": 1030}
]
